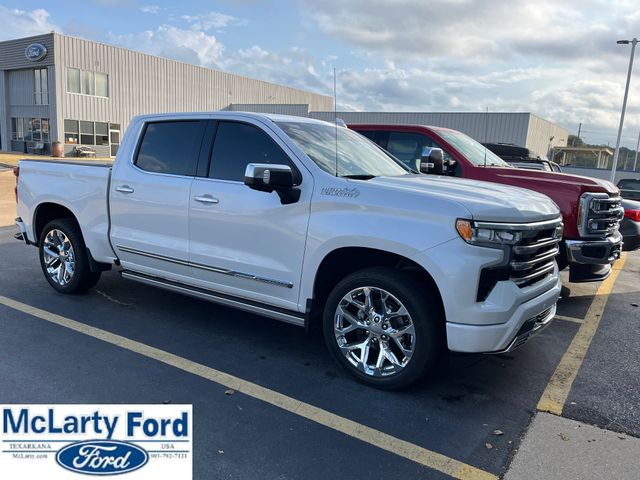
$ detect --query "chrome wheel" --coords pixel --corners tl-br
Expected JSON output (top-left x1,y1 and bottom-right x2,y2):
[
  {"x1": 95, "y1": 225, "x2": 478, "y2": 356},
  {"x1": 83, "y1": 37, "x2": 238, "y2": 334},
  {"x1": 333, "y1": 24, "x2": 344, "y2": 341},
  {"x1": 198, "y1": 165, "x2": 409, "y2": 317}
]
[
  {"x1": 42, "y1": 229, "x2": 75, "y2": 286},
  {"x1": 334, "y1": 286, "x2": 416, "y2": 377}
]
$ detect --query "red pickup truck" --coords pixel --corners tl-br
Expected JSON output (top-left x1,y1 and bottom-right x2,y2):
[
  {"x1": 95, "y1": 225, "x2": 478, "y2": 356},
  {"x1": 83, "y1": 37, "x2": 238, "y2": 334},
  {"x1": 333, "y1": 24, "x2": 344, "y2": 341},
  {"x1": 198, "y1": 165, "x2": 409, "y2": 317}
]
[{"x1": 351, "y1": 124, "x2": 624, "y2": 282}]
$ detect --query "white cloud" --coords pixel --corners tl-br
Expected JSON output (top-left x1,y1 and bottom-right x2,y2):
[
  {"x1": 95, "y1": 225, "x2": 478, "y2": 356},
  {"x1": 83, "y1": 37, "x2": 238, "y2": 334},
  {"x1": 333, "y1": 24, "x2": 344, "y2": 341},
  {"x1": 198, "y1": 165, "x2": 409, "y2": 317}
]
[
  {"x1": 140, "y1": 5, "x2": 162, "y2": 14},
  {"x1": 108, "y1": 25, "x2": 224, "y2": 67},
  {"x1": 180, "y1": 12, "x2": 246, "y2": 31},
  {"x1": 0, "y1": 6, "x2": 58, "y2": 40}
]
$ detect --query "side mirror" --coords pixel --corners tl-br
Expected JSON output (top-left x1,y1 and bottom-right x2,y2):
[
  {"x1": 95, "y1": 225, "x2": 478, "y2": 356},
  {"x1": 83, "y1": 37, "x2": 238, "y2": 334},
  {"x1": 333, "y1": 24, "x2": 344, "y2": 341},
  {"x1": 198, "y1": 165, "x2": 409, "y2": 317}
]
[
  {"x1": 419, "y1": 147, "x2": 444, "y2": 175},
  {"x1": 244, "y1": 163, "x2": 300, "y2": 204}
]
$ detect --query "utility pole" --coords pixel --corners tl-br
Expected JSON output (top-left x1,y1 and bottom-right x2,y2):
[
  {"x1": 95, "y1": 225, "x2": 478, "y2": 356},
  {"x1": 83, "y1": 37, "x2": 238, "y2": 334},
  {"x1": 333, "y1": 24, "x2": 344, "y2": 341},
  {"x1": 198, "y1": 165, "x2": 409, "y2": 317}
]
[
  {"x1": 634, "y1": 128, "x2": 640, "y2": 172},
  {"x1": 577, "y1": 122, "x2": 582, "y2": 141},
  {"x1": 611, "y1": 38, "x2": 638, "y2": 182}
]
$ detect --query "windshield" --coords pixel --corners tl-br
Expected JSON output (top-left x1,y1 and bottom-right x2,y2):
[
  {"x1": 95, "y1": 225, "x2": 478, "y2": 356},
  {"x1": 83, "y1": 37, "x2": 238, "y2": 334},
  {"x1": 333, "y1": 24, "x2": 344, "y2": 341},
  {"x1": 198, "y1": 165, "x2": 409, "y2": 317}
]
[
  {"x1": 437, "y1": 129, "x2": 510, "y2": 167},
  {"x1": 277, "y1": 121, "x2": 410, "y2": 178}
]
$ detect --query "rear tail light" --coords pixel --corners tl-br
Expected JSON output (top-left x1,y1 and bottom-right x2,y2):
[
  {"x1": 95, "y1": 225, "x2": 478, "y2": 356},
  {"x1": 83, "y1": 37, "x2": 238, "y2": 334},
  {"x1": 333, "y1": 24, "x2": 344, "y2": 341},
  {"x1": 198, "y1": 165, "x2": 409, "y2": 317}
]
[
  {"x1": 13, "y1": 166, "x2": 19, "y2": 203},
  {"x1": 624, "y1": 209, "x2": 640, "y2": 222}
]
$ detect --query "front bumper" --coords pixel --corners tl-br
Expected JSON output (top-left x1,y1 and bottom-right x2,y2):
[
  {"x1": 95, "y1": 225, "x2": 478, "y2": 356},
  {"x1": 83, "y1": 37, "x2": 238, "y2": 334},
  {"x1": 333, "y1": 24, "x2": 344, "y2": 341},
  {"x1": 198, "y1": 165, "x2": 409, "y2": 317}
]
[
  {"x1": 620, "y1": 218, "x2": 640, "y2": 252},
  {"x1": 445, "y1": 271, "x2": 561, "y2": 353},
  {"x1": 565, "y1": 231, "x2": 623, "y2": 265},
  {"x1": 565, "y1": 232, "x2": 622, "y2": 282}
]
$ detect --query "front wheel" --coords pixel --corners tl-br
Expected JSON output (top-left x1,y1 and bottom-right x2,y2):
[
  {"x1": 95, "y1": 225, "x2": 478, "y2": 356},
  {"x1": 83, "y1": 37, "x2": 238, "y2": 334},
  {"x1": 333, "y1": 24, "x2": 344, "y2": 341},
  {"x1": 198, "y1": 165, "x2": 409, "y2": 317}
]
[
  {"x1": 323, "y1": 267, "x2": 444, "y2": 389},
  {"x1": 38, "y1": 219, "x2": 101, "y2": 294}
]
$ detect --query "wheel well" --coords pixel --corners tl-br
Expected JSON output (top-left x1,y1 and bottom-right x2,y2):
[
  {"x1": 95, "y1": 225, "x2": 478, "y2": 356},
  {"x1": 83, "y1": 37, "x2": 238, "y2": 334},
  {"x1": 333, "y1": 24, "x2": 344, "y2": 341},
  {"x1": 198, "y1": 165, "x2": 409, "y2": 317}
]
[
  {"x1": 309, "y1": 247, "x2": 444, "y2": 327},
  {"x1": 33, "y1": 203, "x2": 77, "y2": 243}
]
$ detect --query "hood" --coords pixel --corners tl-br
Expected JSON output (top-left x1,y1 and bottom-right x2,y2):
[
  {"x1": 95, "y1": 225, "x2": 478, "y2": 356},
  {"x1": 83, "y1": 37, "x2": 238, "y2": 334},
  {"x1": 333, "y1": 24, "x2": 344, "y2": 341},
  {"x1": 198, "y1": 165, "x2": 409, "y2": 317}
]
[
  {"x1": 367, "y1": 174, "x2": 560, "y2": 223},
  {"x1": 485, "y1": 167, "x2": 620, "y2": 196}
]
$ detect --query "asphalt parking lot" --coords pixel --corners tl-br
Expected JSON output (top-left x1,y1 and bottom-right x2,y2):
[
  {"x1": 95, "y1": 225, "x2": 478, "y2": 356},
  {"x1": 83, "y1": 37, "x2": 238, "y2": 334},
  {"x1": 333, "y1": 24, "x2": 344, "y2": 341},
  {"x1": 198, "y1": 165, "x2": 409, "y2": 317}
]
[{"x1": 0, "y1": 224, "x2": 638, "y2": 479}]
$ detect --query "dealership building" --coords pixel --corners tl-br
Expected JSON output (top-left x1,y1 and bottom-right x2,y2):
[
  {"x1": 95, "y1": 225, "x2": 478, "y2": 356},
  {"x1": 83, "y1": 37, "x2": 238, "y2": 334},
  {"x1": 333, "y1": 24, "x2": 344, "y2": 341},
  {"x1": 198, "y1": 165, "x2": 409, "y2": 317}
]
[{"x1": 0, "y1": 33, "x2": 333, "y2": 157}]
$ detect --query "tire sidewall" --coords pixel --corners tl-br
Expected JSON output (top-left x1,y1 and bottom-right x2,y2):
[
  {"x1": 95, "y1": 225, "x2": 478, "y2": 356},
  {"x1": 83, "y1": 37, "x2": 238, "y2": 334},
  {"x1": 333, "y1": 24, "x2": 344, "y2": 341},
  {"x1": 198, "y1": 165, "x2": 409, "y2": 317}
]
[{"x1": 322, "y1": 267, "x2": 443, "y2": 389}]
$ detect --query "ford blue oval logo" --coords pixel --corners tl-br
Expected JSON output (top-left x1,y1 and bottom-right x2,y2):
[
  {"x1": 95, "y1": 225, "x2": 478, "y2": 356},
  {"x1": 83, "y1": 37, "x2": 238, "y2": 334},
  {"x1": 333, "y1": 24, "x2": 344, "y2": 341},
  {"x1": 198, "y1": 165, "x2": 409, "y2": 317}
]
[
  {"x1": 56, "y1": 440, "x2": 149, "y2": 475},
  {"x1": 25, "y1": 43, "x2": 48, "y2": 61}
]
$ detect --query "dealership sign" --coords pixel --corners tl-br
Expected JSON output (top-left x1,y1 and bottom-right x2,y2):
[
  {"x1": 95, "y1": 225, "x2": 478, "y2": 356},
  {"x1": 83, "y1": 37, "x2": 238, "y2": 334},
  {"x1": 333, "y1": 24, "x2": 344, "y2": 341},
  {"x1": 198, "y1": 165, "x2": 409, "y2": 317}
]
[
  {"x1": 1, "y1": 404, "x2": 192, "y2": 479},
  {"x1": 25, "y1": 43, "x2": 48, "y2": 61}
]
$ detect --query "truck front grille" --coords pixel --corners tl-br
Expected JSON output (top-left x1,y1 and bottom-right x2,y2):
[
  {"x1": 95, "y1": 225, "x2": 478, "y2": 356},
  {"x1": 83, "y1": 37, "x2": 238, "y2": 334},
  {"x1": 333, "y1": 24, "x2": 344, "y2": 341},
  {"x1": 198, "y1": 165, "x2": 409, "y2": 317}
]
[
  {"x1": 510, "y1": 223, "x2": 563, "y2": 287},
  {"x1": 578, "y1": 193, "x2": 624, "y2": 238},
  {"x1": 476, "y1": 218, "x2": 563, "y2": 301}
]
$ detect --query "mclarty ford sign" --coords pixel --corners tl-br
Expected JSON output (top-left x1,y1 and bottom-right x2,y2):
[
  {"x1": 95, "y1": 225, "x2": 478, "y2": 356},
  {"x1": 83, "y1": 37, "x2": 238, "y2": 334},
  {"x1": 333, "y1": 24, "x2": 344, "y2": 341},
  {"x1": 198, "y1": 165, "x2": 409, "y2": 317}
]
[
  {"x1": 25, "y1": 43, "x2": 48, "y2": 61},
  {"x1": 1, "y1": 405, "x2": 192, "y2": 479}
]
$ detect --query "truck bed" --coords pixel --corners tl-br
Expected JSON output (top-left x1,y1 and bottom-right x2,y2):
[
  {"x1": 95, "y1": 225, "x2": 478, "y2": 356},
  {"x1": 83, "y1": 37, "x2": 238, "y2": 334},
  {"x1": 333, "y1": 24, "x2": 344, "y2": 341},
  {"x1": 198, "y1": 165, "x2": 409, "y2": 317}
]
[{"x1": 16, "y1": 159, "x2": 116, "y2": 263}]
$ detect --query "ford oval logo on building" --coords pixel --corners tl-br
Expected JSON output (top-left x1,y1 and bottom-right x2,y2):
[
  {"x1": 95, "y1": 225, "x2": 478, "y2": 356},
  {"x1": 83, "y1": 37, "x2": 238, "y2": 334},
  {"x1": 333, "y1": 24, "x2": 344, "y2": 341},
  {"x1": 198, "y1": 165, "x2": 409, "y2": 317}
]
[
  {"x1": 25, "y1": 43, "x2": 48, "y2": 61},
  {"x1": 56, "y1": 440, "x2": 149, "y2": 475}
]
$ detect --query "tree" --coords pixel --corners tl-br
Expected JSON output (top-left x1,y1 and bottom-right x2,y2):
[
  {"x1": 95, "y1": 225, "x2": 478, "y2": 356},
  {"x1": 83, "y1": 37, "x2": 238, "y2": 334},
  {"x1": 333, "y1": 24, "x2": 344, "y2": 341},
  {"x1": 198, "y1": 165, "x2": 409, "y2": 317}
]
[{"x1": 568, "y1": 134, "x2": 584, "y2": 147}]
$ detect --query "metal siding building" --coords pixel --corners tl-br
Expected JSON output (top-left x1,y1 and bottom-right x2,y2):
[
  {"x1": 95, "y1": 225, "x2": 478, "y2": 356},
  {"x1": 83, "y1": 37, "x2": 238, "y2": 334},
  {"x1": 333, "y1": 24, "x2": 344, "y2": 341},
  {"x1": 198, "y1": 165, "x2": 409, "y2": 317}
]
[
  {"x1": 231, "y1": 105, "x2": 570, "y2": 157},
  {"x1": 0, "y1": 33, "x2": 332, "y2": 156}
]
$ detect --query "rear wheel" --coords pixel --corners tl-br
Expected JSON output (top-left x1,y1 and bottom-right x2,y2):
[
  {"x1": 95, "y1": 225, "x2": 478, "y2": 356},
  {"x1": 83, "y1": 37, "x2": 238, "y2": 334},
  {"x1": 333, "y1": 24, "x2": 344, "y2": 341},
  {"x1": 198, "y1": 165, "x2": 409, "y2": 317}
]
[
  {"x1": 38, "y1": 219, "x2": 101, "y2": 294},
  {"x1": 323, "y1": 267, "x2": 444, "y2": 389}
]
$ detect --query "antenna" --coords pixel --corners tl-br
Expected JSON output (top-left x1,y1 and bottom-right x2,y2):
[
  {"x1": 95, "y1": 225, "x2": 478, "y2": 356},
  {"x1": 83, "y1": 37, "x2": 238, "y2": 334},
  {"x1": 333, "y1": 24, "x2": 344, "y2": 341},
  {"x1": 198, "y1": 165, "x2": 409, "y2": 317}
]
[
  {"x1": 483, "y1": 106, "x2": 488, "y2": 167},
  {"x1": 334, "y1": 67, "x2": 339, "y2": 177}
]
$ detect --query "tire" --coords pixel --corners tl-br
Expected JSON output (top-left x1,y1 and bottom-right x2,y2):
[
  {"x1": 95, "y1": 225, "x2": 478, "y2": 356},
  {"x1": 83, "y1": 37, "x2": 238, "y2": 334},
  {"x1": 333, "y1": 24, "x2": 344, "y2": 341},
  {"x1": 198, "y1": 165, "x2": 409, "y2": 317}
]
[
  {"x1": 38, "y1": 218, "x2": 101, "y2": 294},
  {"x1": 323, "y1": 267, "x2": 445, "y2": 389}
]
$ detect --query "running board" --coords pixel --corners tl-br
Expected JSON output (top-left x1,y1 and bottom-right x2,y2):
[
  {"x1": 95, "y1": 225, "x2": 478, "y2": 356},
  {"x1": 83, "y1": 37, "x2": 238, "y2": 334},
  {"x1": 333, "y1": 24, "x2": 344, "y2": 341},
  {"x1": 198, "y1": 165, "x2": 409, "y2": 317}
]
[{"x1": 120, "y1": 270, "x2": 306, "y2": 327}]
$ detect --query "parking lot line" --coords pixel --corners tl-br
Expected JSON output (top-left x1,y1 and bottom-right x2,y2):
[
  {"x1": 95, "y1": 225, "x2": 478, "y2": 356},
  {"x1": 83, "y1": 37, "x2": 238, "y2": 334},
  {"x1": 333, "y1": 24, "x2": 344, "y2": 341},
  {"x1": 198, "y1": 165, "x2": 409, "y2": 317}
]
[
  {"x1": 553, "y1": 315, "x2": 584, "y2": 324},
  {"x1": 537, "y1": 253, "x2": 627, "y2": 416},
  {"x1": 0, "y1": 294, "x2": 496, "y2": 480}
]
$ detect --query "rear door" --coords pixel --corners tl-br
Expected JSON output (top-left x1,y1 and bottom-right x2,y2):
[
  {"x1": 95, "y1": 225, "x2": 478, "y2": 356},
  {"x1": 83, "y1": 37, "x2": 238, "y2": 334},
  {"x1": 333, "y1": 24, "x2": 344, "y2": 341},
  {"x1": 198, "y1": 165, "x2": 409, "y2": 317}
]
[
  {"x1": 109, "y1": 119, "x2": 207, "y2": 279},
  {"x1": 188, "y1": 119, "x2": 311, "y2": 311}
]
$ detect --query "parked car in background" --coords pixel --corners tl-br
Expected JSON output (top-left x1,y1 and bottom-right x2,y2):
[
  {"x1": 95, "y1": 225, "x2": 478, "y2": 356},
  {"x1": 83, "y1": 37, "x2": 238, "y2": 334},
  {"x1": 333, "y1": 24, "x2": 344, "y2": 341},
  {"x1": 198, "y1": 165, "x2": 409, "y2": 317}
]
[
  {"x1": 621, "y1": 198, "x2": 640, "y2": 251},
  {"x1": 482, "y1": 143, "x2": 562, "y2": 172},
  {"x1": 618, "y1": 178, "x2": 640, "y2": 201},
  {"x1": 351, "y1": 124, "x2": 624, "y2": 282},
  {"x1": 14, "y1": 112, "x2": 564, "y2": 389}
]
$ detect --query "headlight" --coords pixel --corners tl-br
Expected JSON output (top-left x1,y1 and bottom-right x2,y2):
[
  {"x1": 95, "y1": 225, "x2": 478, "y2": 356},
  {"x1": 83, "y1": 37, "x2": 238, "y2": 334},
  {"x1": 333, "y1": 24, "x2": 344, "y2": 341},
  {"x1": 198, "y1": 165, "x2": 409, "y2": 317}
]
[{"x1": 455, "y1": 219, "x2": 522, "y2": 247}]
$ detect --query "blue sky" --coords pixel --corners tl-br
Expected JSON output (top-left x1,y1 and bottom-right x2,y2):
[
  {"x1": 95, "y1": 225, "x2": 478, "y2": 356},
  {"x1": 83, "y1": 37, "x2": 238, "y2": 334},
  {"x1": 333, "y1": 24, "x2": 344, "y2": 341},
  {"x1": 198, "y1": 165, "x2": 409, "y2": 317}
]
[{"x1": 2, "y1": 0, "x2": 640, "y2": 149}]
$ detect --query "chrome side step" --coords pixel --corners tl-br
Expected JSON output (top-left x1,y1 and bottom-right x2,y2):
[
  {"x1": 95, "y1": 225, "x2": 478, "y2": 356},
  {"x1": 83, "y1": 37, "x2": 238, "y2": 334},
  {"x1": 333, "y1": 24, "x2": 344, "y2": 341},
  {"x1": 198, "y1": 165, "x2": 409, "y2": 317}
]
[{"x1": 121, "y1": 270, "x2": 306, "y2": 327}]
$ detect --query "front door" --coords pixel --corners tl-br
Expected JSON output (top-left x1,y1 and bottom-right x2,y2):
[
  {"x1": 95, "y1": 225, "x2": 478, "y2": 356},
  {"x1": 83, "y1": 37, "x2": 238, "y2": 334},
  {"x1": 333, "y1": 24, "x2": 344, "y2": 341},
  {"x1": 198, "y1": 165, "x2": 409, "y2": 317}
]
[{"x1": 188, "y1": 120, "x2": 311, "y2": 311}]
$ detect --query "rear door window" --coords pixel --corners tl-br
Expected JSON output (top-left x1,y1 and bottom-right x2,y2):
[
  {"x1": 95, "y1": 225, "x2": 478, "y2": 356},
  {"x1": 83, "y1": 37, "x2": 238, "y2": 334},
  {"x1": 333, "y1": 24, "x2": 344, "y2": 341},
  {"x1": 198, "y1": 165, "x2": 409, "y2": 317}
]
[{"x1": 135, "y1": 121, "x2": 205, "y2": 176}]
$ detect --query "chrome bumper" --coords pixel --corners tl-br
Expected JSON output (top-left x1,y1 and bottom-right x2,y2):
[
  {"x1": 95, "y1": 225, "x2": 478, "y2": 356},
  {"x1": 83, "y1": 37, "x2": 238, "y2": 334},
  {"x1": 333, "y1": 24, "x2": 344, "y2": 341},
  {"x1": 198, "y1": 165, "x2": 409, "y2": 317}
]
[
  {"x1": 491, "y1": 304, "x2": 556, "y2": 354},
  {"x1": 565, "y1": 231, "x2": 623, "y2": 265}
]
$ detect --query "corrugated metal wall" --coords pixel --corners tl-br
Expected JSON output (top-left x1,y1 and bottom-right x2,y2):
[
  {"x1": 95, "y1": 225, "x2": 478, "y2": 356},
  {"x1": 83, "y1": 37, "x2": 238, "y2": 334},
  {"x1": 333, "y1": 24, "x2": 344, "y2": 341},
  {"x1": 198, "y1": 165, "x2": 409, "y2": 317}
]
[
  {"x1": 230, "y1": 103, "x2": 311, "y2": 116},
  {"x1": 525, "y1": 114, "x2": 570, "y2": 157},
  {"x1": 54, "y1": 34, "x2": 333, "y2": 141}
]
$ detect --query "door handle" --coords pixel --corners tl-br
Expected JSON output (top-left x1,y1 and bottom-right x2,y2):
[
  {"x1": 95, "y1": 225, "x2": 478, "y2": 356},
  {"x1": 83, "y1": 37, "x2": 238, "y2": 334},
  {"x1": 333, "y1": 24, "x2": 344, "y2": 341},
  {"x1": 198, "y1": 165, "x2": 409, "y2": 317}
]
[
  {"x1": 193, "y1": 195, "x2": 219, "y2": 204},
  {"x1": 115, "y1": 185, "x2": 134, "y2": 194}
]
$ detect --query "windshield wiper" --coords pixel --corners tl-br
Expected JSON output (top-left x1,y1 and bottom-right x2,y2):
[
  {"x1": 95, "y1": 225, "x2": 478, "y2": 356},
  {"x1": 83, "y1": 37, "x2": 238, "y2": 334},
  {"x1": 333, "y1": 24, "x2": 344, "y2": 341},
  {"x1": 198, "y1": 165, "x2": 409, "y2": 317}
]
[{"x1": 341, "y1": 174, "x2": 376, "y2": 180}]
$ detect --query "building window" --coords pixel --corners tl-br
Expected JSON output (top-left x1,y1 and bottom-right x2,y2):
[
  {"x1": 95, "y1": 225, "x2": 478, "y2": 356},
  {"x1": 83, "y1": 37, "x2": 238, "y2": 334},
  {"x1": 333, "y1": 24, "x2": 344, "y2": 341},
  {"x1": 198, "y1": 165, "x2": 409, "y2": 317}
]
[
  {"x1": 34, "y1": 68, "x2": 49, "y2": 105},
  {"x1": 67, "y1": 68, "x2": 80, "y2": 94},
  {"x1": 80, "y1": 121, "x2": 95, "y2": 145},
  {"x1": 64, "y1": 119, "x2": 79, "y2": 144},
  {"x1": 11, "y1": 117, "x2": 50, "y2": 143},
  {"x1": 96, "y1": 122, "x2": 109, "y2": 145},
  {"x1": 81, "y1": 70, "x2": 95, "y2": 96},
  {"x1": 95, "y1": 73, "x2": 109, "y2": 97},
  {"x1": 67, "y1": 68, "x2": 109, "y2": 97}
]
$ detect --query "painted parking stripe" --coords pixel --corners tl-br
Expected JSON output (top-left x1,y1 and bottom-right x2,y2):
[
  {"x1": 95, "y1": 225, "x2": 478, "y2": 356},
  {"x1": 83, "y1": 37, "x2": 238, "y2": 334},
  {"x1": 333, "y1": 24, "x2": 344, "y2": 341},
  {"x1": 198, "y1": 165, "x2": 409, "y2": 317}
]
[
  {"x1": 537, "y1": 253, "x2": 627, "y2": 415},
  {"x1": 0, "y1": 294, "x2": 496, "y2": 480},
  {"x1": 553, "y1": 315, "x2": 584, "y2": 324}
]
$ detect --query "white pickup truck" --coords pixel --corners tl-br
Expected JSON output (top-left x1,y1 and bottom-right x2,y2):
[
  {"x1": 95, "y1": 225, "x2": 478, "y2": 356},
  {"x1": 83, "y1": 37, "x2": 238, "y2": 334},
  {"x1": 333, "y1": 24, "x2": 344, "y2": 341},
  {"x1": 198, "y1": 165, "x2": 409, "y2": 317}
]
[{"x1": 15, "y1": 112, "x2": 563, "y2": 388}]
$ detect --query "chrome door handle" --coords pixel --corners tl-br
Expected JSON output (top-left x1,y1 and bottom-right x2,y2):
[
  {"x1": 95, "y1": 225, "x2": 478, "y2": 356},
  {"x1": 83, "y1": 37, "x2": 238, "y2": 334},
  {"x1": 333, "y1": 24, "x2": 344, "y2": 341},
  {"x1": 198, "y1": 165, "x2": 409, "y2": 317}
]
[
  {"x1": 193, "y1": 195, "x2": 219, "y2": 204},
  {"x1": 115, "y1": 185, "x2": 134, "y2": 194}
]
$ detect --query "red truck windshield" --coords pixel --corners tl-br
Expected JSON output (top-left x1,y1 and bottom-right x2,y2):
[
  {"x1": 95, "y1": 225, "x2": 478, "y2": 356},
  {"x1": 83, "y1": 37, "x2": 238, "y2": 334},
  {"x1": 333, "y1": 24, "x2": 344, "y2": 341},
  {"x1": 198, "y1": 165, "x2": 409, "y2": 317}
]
[{"x1": 437, "y1": 130, "x2": 510, "y2": 167}]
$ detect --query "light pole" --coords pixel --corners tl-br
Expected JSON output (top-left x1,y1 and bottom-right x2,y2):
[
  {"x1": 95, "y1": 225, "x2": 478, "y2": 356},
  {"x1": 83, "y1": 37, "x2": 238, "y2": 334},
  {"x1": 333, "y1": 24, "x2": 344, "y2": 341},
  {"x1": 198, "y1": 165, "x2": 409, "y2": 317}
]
[
  {"x1": 610, "y1": 38, "x2": 638, "y2": 182},
  {"x1": 634, "y1": 128, "x2": 640, "y2": 172}
]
